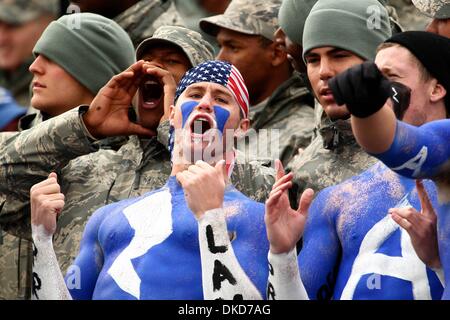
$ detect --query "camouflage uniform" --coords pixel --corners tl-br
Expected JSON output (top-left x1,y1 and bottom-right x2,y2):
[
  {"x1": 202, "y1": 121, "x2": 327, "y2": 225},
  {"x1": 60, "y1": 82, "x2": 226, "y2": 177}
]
[
  {"x1": 0, "y1": 61, "x2": 33, "y2": 108},
  {"x1": 240, "y1": 73, "x2": 315, "y2": 166},
  {"x1": 136, "y1": 26, "x2": 215, "y2": 68},
  {"x1": 200, "y1": 0, "x2": 316, "y2": 167},
  {"x1": 173, "y1": 0, "x2": 224, "y2": 54},
  {"x1": 114, "y1": 0, "x2": 185, "y2": 47},
  {"x1": 0, "y1": 0, "x2": 59, "y2": 300},
  {"x1": 286, "y1": 104, "x2": 378, "y2": 206},
  {"x1": 0, "y1": 28, "x2": 275, "y2": 298},
  {"x1": 412, "y1": 0, "x2": 450, "y2": 18},
  {"x1": 389, "y1": 0, "x2": 432, "y2": 30},
  {"x1": 0, "y1": 0, "x2": 59, "y2": 107}
]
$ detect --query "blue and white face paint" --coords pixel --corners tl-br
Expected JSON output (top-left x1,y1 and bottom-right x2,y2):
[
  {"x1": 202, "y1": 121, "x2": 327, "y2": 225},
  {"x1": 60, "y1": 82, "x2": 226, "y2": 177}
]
[{"x1": 169, "y1": 100, "x2": 232, "y2": 164}]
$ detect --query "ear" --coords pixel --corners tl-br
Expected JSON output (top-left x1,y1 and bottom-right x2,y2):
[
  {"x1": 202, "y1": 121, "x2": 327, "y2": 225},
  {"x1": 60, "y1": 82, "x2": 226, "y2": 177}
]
[
  {"x1": 269, "y1": 41, "x2": 288, "y2": 68},
  {"x1": 169, "y1": 104, "x2": 175, "y2": 126},
  {"x1": 430, "y1": 81, "x2": 447, "y2": 104},
  {"x1": 234, "y1": 118, "x2": 250, "y2": 138},
  {"x1": 273, "y1": 27, "x2": 287, "y2": 50}
]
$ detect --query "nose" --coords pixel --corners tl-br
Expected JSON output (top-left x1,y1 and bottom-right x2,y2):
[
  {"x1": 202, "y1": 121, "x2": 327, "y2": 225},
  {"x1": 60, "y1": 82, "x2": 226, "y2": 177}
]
[
  {"x1": 319, "y1": 57, "x2": 334, "y2": 81},
  {"x1": 195, "y1": 93, "x2": 214, "y2": 113},
  {"x1": 29, "y1": 55, "x2": 45, "y2": 75}
]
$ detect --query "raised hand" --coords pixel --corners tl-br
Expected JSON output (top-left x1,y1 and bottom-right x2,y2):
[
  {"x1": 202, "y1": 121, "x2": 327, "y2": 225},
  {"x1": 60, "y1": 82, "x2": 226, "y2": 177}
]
[
  {"x1": 329, "y1": 61, "x2": 393, "y2": 118},
  {"x1": 389, "y1": 180, "x2": 441, "y2": 269},
  {"x1": 176, "y1": 160, "x2": 228, "y2": 219},
  {"x1": 82, "y1": 60, "x2": 176, "y2": 138},
  {"x1": 30, "y1": 172, "x2": 65, "y2": 240},
  {"x1": 265, "y1": 159, "x2": 314, "y2": 254}
]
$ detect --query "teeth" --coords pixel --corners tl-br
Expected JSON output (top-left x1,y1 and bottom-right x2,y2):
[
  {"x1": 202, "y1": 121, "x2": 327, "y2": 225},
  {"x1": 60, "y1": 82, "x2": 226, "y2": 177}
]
[
  {"x1": 193, "y1": 137, "x2": 202, "y2": 144},
  {"x1": 145, "y1": 80, "x2": 158, "y2": 85}
]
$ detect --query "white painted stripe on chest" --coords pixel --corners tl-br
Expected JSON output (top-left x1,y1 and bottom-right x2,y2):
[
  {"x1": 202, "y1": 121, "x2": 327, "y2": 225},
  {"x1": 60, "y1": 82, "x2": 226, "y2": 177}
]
[
  {"x1": 341, "y1": 196, "x2": 431, "y2": 300},
  {"x1": 107, "y1": 189, "x2": 173, "y2": 299}
]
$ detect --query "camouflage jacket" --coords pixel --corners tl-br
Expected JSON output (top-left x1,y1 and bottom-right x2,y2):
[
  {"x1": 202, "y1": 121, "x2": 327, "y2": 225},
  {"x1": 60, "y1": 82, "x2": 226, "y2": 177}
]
[
  {"x1": 0, "y1": 107, "x2": 275, "y2": 292},
  {"x1": 238, "y1": 72, "x2": 315, "y2": 167},
  {"x1": 0, "y1": 58, "x2": 33, "y2": 107},
  {"x1": 286, "y1": 110, "x2": 377, "y2": 206},
  {"x1": 115, "y1": 0, "x2": 184, "y2": 47}
]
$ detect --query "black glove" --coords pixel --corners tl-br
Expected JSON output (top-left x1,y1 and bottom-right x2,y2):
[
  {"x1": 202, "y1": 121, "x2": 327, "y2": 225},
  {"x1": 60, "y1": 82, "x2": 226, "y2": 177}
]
[
  {"x1": 390, "y1": 81, "x2": 411, "y2": 120},
  {"x1": 329, "y1": 61, "x2": 392, "y2": 118}
]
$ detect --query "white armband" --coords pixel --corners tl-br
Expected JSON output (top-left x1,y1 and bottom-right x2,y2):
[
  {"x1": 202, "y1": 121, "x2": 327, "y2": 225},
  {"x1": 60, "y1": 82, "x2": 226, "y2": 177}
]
[
  {"x1": 32, "y1": 224, "x2": 72, "y2": 300},
  {"x1": 198, "y1": 208, "x2": 262, "y2": 300},
  {"x1": 267, "y1": 248, "x2": 309, "y2": 300}
]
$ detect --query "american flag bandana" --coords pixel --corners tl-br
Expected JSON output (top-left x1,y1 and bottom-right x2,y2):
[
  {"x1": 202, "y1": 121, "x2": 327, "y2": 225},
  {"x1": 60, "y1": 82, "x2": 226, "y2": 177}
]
[{"x1": 175, "y1": 60, "x2": 249, "y2": 118}]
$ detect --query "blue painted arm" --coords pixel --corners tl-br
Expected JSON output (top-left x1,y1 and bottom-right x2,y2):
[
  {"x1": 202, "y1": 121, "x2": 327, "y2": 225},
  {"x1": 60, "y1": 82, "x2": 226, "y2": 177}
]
[
  {"x1": 375, "y1": 119, "x2": 450, "y2": 179},
  {"x1": 65, "y1": 206, "x2": 107, "y2": 300},
  {"x1": 298, "y1": 188, "x2": 341, "y2": 300}
]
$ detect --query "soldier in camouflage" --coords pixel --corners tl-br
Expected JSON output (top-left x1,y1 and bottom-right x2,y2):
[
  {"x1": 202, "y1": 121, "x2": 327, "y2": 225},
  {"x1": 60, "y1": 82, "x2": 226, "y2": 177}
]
[
  {"x1": 199, "y1": 0, "x2": 315, "y2": 167},
  {"x1": 412, "y1": 0, "x2": 450, "y2": 36},
  {"x1": 0, "y1": 27, "x2": 275, "y2": 299},
  {"x1": 173, "y1": 0, "x2": 231, "y2": 54},
  {"x1": 286, "y1": 0, "x2": 392, "y2": 206},
  {"x1": 389, "y1": 0, "x2": 431, "y2": 30},
  {"x1": 0, "y1": 0, "x2": 59, "y2": 107},
  {"x1": 70, "y1": 0, "x2": 185, "y2": 47},
  {"x1": 0, "y1": 11, "x2": 136, "y2": 300}
]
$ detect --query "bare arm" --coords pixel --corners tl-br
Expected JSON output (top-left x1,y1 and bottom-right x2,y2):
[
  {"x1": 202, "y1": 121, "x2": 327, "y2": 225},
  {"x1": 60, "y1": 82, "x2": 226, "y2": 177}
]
[
  {"x1": 351, "y1": 105, "x2": 397, "y2": 154},
  {"x1": 31, "y1": 173, "x2": 71, "y2": 300},
  {"x1": 264, "y1": 160, "x2": 312, "y2": 300}
]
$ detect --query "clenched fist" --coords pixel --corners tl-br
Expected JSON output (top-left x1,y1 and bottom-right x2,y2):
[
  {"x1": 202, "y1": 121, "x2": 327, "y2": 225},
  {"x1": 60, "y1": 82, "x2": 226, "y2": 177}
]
[
  {"x1": 31, "y1": 173, "x2": 65, "y2": 240},
  {"x1": 176, "y1": 160, "x2": 228, "y2": 219}
]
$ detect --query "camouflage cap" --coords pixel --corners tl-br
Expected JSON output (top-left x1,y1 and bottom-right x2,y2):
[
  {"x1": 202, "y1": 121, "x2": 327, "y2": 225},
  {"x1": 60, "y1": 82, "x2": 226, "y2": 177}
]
[
  {"x1": 0, "y1": 0, "x2": 59, "y2": 25},
  {"x1": 412, "y1": 0, "x2": 450, "y2": 19},
  {"x1": 136, "y1": 26, "x2": 215, "y2": 68},
  {"x1": 199, "y1": 0, "x2": 282, "y2": 41}
]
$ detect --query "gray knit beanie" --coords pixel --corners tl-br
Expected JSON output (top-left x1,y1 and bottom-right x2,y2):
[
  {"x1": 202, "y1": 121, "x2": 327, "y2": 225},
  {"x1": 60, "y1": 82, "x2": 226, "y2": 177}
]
[
  {"x1": 303, "y1": 0, "x2": 392, "y2": 61},
  {"x1": 33, "y1": 13, "x2": 136, "y2": 95},
  {"x1": 278, "y1": 0, "x2": 318, "y2": 46}
]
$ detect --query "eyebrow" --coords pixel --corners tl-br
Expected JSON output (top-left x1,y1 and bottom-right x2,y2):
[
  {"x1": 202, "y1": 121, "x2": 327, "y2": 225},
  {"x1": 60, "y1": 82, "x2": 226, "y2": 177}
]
[{"x1": 305, "y1": 48, "x2": 352, "y2": 58}]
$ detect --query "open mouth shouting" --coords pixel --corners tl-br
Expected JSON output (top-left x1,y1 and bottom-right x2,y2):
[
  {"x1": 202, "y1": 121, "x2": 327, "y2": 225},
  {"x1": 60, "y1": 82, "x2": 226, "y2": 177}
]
[
  {"x1": 187, "y1": 113, "x2": 218, "y2": 144},
  {"x1": 140, "y1": 75, "x2": 163, "y2": 109}
]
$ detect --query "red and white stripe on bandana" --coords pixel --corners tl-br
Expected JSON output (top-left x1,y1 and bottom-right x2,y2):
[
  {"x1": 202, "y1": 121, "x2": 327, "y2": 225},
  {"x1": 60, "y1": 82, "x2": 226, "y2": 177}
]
[{"x1": 175, "y1": 60, "x2": 249, "y2": 118}]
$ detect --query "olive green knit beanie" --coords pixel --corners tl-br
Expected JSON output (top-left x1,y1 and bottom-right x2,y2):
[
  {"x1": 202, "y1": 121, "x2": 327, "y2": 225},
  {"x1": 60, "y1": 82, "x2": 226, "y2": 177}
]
[
  {"x1": 303, "y1": 0, "x2": 392, "y2": 61},
  {"x1": 33, "y1": 13, "x2": 135, "y2": 95},
  {"x1": 278, "y1": 0, "x2": 318, "y2": 46}
]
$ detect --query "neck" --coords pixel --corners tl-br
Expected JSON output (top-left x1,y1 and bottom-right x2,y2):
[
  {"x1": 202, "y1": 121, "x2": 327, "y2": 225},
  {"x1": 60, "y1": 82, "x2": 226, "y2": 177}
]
[{"x1": 250, "y1": 65, "x2": 291, "y2": 106}]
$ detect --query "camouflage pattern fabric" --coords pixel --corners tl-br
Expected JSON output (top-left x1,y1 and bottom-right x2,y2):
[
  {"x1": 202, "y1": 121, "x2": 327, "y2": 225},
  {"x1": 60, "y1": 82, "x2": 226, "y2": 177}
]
[
  {"x1": 173, "y1": 0, "x2": 223, "y2": 54},
  {"x1": 114, "y1": 0, "x2": 185, "y2": 47},
  {"x1": 0, "y1": 108, "x2": 275, "y2": 297},
  {"x1": 389, "y1": 0, "x2": 432, "y2": 30},
  {"x1": 0, "y1": 232, "x2": 31, "y2": 300},
  {"x1": 237, "y1": 72, "x2": 315, "y2": 167},
  {"x1": 199, "y1": 0, "x2": 282, "y2": 40},
  {"x1": 286, "y1": 107, "x2": 377, "y2": 207},
  {"x1": 412, "y1": 0, "x2": 450, "y2": 18},
  {"x1": 0, "y1": 0, "x2": 59, "y2": 25},
  {"x1": 136, "y1": 26, "x2": 215, "y2": 67}
]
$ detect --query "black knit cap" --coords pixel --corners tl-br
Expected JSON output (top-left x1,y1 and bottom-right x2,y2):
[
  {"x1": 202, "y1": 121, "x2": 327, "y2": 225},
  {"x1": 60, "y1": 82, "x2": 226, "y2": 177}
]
[{"x1": 385, "y1": 31, "x2": 450, "y2": 114}]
